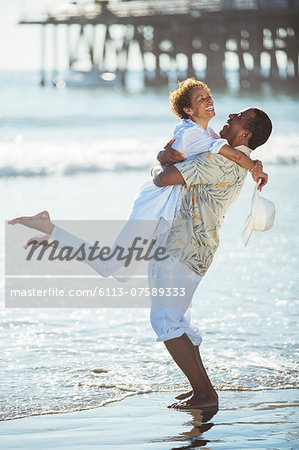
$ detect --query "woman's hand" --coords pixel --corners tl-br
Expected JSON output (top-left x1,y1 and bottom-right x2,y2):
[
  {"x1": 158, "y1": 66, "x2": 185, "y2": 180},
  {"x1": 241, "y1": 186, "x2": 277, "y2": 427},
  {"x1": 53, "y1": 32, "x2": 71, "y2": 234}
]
[
  {"x1": 157, "y1": 139, "x2": 186, "y2": 165},
  {"x1": 249, "y1": 159, "x2": 263, "y2": 174}
]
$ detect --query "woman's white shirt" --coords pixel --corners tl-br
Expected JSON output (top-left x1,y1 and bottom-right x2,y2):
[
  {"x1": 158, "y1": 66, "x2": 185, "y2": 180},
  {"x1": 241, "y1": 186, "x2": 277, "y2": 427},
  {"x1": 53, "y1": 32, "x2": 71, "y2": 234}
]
[{"x1": 128, "y1": 120, "x2": 228, "y2": 223}]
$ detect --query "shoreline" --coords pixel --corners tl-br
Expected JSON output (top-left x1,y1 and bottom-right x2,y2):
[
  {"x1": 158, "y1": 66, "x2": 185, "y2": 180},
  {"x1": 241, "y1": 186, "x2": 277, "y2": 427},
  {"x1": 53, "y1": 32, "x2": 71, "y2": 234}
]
[{"x1": 1, "y1": 389, "x2": 297, "y2": 449}]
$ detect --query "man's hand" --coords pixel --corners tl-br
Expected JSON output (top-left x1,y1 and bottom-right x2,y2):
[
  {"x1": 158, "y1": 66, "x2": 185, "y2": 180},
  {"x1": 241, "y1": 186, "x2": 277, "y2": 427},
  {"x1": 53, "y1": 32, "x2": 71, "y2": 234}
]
[
  {"x1": 151, "y1": 164, "x2": 185, "y2": 187},
  {"x1": 157, "y1": 139, "x2": 186, "y2": 165},
  {"x1": 249, "y1": 160, "x2": 268, "y2": 191},
  {"x1": 252, "y1": 171, "x2": 268, "y2": 192}
]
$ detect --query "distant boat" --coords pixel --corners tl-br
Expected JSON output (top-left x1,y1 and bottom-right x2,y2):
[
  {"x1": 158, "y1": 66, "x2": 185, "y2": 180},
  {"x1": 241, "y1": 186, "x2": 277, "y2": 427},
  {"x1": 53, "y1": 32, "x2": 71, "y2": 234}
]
[{"x1": 54, "y1": 69, "x2": 120, "y2": 88}]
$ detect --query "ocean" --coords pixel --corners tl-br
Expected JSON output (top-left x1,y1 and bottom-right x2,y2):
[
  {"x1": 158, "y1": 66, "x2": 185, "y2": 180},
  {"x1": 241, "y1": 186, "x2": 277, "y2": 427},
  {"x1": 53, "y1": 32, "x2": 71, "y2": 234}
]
[{"x1": 0, "y1": 71, "x2": 298, "y2": 421}]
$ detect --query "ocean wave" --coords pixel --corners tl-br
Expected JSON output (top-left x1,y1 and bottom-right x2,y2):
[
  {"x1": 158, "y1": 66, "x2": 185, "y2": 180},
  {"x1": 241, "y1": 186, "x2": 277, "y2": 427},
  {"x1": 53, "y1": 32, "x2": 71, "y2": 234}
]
[
  {"x1": 0, "y1": 163, "x2": 153, "y2": 178},
  {"x1": 1, "y1": 160, "x2": 298, "y2": 179},
  {"x1": 0, "y1": 136, "x2": 298, "y2": 178},
  {"x1": 1, "y1": 115, "x2": 171, "y2": 129},
  {"x1": 1, "y1": 383, "x2": 297, "y2": 422}
]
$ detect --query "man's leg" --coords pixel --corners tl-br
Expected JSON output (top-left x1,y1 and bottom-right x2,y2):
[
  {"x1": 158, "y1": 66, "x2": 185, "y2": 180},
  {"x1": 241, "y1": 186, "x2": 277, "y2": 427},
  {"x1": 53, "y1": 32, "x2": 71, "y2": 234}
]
[
  {"x1": 195, "y1": 346, "x2": 218, "y2": 396},
  {"x1": 175, "y1": 345, "x2": 218, "y2": 402},
  {"x1": 149, "y1": 256, "x2": 218, "y2": 409},
  {"x1": 164, "y1": 334, "x2": 218, "y2": 409}
]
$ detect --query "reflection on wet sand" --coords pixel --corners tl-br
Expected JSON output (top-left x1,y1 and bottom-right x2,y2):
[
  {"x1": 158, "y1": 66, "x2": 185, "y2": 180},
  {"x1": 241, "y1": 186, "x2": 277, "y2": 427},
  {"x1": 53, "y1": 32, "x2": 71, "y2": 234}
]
[
  {"x1": 148, "y1": 390, "x2": 298, "y2": 449},
  {"x1": 150, "y1": 407, "x2": 218, "y2": 448}
]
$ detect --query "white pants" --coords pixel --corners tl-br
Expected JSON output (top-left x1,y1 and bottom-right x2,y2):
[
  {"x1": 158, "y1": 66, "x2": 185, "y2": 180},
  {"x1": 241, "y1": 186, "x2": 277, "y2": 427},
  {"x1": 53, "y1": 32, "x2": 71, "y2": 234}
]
[
  {"x1": 51, "y1": 226, "x2": 202, "y2": 345},
  {"x1": 149, "y1": 255, "x2": 203, "y2": 346}
]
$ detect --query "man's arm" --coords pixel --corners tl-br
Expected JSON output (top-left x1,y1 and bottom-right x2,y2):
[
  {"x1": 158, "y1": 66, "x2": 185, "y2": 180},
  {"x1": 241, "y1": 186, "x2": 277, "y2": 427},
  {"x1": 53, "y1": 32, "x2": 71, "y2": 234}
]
[
  {"x1": 152, "y1": 153, "x2": 222, "y2": 188},
  {"x1": 153, "y1": 153, "x2": 268, "y2": 192},
  {"x1": 152, "y1": 165, "x2": 185, "y2": 187},
  {"x1": 157, "y1": 141, "x2": 268, "y2": 191}
]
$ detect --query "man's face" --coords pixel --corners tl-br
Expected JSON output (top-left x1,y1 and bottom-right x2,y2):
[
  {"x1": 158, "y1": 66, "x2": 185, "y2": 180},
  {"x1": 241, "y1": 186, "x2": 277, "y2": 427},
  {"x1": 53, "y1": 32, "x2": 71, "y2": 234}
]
[
  {"x1": 184, "y1": 87, "x2": 215, "y2": 122},
  {"x1": 219, "y1": 108, "x2": 256, "y2": 146}
]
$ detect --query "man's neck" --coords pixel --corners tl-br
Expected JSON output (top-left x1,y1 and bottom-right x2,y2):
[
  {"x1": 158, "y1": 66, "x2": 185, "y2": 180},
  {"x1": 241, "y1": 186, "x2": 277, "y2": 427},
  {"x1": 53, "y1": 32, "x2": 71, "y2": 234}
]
[{"x1": 229, "y1": 139, "x2": 249, "y2": 148}]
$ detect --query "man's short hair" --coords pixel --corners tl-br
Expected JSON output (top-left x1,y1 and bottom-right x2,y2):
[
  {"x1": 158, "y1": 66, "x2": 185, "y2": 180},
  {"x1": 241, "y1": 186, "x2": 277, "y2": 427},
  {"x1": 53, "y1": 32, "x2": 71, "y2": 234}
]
[
  {"x1": 169, "y1": 78, "x2": 211, "y2": 119},
  {"x1": 244, "y1": 108, "x2": 272, "y2": 150}
]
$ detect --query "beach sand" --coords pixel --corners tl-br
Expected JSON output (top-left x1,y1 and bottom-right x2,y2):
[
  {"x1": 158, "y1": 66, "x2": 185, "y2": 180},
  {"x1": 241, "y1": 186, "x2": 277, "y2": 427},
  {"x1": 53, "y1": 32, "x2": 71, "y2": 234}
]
[{"x1": 1, "y1": 389, "x2": 297, "y2": 449}]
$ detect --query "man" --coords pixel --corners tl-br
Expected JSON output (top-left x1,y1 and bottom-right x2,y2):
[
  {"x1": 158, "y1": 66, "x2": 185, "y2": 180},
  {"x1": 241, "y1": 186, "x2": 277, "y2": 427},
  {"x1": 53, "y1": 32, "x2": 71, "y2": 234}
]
[
  {"x1": 8, "y1": 107, "x2": 272, "y2": 411},
  {"x1": 150, "y1": 108, "x2": 272, "y2": 410}
]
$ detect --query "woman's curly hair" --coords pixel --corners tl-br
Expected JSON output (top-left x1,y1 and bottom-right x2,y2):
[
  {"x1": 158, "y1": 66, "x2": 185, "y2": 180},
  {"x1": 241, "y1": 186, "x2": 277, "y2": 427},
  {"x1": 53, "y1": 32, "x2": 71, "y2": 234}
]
[{"x1": 170, "y1": 78, "x2": 211, "y2": 120}]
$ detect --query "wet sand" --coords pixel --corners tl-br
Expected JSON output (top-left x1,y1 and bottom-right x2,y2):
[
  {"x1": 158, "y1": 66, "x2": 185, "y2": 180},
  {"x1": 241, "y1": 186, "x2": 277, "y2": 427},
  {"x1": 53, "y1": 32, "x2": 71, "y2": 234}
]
[{"x1": 1, "y1": 389, "x2": 297, "y2": 449}]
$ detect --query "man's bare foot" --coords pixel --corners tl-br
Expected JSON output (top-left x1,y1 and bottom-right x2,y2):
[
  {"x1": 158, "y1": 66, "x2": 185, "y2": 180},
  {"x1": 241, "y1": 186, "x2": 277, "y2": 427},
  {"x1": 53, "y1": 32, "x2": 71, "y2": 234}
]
[
  {"x1": 24, "y1": 234, "x2": 52, "y2": 250},
  {"x1": 168, "y1": 393, "x2": 218, "y2": 410},
  {"x1": 175, "y1": 387, "x2": 218, "y2": 401},
  {"x1": 8, "y1": 211, "x2": 50, "y2": 226},
  {"x1": 175, "y1": 390, "x2": 193, "y2": 400}
]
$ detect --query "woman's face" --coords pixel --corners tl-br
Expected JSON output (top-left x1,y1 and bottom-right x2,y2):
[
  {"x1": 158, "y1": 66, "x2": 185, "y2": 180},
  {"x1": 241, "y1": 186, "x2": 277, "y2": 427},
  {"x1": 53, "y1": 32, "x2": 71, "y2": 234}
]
[{"x1": 184, "y1": 87, "x2": 215, "y2": 123}]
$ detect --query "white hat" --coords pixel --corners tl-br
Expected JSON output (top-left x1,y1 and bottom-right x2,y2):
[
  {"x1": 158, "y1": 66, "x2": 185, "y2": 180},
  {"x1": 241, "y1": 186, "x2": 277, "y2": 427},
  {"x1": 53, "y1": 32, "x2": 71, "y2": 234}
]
[{"x1": 242, "y1": 184, "x2": 275, "y2": 246}]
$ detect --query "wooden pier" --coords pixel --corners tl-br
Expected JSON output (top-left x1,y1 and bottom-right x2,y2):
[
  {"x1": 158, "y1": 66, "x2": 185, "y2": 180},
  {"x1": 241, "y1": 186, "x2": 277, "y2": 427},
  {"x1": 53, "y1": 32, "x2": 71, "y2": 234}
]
[{"x1": 19, "y1": 0, "x2": 299, "y2": 90}]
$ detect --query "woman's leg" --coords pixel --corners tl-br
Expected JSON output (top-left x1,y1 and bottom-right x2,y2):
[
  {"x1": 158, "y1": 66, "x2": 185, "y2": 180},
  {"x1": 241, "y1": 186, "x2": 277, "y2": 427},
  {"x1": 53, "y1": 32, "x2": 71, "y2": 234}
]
[
  {"x1": 9, "y1": 211, "x2": 158, "y2": 278},
  {"x1": 9, "y1": 212, "x2": 124, "y2": 276}
]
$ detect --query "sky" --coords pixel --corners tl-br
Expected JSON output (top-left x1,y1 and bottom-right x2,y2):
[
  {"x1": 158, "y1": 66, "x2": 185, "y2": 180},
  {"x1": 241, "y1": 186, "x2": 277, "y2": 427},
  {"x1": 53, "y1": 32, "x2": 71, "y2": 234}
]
[
  {"x1": 0, "y1": 0, "x2": 89, "y2": 71},
  {"x1": 1, "y1": 0, "x2": 148, "y2": 72}
]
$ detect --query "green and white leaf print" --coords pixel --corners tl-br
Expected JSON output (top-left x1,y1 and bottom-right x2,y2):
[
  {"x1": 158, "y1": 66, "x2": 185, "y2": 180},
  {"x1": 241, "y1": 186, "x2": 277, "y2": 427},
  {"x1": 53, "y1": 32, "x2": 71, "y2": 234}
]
[{"x1": 166, "y1": 146, "x2": 251, "y2": 276}]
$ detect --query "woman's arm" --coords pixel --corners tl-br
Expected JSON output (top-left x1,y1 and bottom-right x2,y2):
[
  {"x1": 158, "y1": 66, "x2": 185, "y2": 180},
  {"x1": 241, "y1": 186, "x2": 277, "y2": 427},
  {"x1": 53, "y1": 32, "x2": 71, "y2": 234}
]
[
  {"x1": 157, "y1": 139, "x2": 186, "y2": 165},
  {"x1": 218, "y1": 144, "x2": 262, "y2": 173},
  {"x1": 156, "y1": 132, "x2": 260, "y2": 172}
]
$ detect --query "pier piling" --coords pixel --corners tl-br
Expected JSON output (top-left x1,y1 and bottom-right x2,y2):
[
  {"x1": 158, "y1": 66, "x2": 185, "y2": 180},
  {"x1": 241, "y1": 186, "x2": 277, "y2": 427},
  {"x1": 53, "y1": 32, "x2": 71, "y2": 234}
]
[{"x1": 19, "y1": 0, "x2": 299, "y2": 91}]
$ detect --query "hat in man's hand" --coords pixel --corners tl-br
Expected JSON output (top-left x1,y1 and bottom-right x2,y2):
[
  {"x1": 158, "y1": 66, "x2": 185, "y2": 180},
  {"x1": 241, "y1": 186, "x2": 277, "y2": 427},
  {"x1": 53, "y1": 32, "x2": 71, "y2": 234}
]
[{"x1": 242, "y1": 184, "x2": 275, "y2": 247}]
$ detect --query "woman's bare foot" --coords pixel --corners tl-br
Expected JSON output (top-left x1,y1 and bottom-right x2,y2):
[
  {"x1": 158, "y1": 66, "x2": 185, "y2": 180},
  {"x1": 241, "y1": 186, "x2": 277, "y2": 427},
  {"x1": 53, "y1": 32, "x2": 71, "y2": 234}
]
[
  {"x1": 24, "y1": 234, "x2": 52, "y2": 250},
  {"x1": 8, "y1": 211, "x2": 50, "y2": 226},
  {"x1": 8, "y1": 211, "x2": 54, "y2": 235},
  {"x1": 175, "y1": 390, "x2": 193, "y2": 400},
  {"x1": 168, "y1": 392, "x2": 218, "y2": 410}
]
